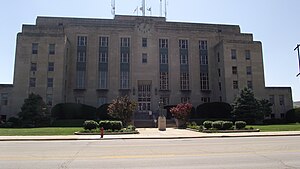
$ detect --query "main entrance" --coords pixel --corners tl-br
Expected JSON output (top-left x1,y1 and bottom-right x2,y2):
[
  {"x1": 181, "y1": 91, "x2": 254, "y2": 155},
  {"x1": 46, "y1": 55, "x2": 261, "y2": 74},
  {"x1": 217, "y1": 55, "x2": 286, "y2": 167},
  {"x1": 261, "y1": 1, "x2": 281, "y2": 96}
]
[{"x1": 137, "y1": 80, "x2": 151, "y2": 112}]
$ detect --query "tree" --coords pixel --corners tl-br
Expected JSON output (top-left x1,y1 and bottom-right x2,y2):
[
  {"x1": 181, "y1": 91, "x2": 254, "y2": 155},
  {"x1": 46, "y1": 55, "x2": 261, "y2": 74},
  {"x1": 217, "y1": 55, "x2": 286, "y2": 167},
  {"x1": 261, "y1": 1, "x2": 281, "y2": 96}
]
[
  {"x1": 259, "y1": 99, "x2": 272, "y2": 117},
  {"x1": 232, "y1": 88, "x2": 266, "y2": 120},
  {"x1": 18, "y1": 93, "x2": 50, "y2": 127},
  {"x1": 107, "y1": 96, "x2": 137, "y2": 126}
]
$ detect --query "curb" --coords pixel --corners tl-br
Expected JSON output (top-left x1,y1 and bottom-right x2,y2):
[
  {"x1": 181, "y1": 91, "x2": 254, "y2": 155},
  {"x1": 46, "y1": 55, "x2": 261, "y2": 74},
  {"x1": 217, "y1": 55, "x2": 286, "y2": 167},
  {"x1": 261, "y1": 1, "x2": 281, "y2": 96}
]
[{"x1": 1, "y1": 133, "x2": 300, "y2": 141}]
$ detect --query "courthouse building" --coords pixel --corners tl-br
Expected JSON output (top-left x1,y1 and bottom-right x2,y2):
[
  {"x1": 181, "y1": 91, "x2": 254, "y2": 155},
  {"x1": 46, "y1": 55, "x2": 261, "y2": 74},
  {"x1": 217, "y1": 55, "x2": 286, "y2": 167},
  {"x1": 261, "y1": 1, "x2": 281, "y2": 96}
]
[{"x1": 0, "y1": 15, "x2": 293, "y2": 121}]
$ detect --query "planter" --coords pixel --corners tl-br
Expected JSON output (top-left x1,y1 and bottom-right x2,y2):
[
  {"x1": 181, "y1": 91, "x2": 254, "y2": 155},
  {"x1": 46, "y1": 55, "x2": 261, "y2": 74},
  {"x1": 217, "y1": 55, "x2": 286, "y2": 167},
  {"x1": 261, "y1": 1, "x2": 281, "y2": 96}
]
[{"x1": 175, "y1": 119, "x2": 186, "y2": 129}]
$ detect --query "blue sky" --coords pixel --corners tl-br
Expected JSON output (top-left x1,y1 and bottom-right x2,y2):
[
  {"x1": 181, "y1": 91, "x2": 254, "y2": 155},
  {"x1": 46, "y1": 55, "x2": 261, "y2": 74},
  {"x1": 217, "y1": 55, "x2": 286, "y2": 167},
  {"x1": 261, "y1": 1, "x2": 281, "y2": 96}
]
[{"x1": 0, "y1": 0, "x2": 299, "y2": 101}]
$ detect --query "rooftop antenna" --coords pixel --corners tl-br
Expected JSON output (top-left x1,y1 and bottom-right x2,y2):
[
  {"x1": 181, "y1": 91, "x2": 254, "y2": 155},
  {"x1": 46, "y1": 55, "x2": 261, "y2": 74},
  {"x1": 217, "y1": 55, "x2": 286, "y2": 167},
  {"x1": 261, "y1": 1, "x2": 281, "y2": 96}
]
[
  {"x1": 160, "y1": 0, "x2": 162, "y2": 17},
  {"x1": 142, "y1": 0, "x2": 146, "y2": 16},
  {"x1": 294, "y1": 44, "x2": 300, "y2": 77},
  {"x1": 111, "y1": 0, "x2": 116, "y2": 17},
  {"x1": 164, "y1": 0, "x2": 167, "y2": 18}
]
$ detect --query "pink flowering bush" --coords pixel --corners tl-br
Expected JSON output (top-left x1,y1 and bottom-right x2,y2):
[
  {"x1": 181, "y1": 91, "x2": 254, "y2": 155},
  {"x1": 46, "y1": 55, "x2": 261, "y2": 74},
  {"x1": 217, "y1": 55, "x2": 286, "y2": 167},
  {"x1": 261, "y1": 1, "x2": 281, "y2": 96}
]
[{"x1": 170, "y1": 103, "x2": 193, "y2": 121}]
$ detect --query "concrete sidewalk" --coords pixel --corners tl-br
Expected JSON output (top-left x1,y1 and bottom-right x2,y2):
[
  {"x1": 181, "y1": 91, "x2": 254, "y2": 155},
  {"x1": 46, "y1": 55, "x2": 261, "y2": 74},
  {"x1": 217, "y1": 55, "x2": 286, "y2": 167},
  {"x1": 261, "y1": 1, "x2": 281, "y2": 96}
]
[{"x1": 1, "y1": 128, "x2": 300, "y2": 141}]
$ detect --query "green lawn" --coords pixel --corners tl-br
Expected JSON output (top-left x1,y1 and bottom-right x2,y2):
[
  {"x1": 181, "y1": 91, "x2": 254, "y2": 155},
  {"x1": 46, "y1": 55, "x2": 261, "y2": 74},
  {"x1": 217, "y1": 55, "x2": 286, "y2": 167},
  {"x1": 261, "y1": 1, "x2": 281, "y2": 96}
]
[
  {"x1": 249, "y1": 123, "x2": 300, "y2": 132},
  {"x1": 0, "y1": 127, "x2": 82, "y2": 136}
]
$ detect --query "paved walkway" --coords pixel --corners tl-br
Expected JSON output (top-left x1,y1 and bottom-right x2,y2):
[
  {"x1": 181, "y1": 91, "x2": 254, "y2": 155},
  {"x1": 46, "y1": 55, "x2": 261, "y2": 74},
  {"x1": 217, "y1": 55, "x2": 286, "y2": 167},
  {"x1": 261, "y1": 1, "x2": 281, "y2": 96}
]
[{"x1": 1, "y1": 128, "x2": 300, "y2": 141}]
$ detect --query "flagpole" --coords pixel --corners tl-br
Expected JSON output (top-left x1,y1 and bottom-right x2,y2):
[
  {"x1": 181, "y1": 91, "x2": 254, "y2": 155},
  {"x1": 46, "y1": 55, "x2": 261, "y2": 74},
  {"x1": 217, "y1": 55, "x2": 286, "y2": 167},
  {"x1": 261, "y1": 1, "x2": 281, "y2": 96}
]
[{"x1": 294, "y1": 44, "x2": 300, "y2": 77}]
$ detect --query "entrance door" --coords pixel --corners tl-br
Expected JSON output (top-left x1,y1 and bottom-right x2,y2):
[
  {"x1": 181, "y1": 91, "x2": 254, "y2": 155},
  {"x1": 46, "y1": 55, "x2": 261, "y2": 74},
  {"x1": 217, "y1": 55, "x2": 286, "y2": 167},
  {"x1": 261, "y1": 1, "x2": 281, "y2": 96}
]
[{"x1": 137, "y1": 81, "x2": 151, "y2": 112}]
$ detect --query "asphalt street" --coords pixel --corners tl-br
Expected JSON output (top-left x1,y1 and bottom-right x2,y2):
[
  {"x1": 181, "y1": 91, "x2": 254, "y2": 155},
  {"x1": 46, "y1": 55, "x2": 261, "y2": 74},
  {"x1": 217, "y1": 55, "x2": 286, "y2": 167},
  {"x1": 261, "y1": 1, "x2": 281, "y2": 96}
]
[{"x1": 0, "y1": 136, "x2": 300, "y2": 169}]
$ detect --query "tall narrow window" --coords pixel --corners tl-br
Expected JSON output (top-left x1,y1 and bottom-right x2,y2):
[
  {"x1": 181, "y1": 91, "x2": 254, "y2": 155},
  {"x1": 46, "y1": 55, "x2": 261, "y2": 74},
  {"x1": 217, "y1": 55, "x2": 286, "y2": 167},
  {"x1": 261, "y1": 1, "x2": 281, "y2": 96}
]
[
  {"x1": 30, "y1": 63, "x2": 37, "y2": 71},
  {"x1": 180, "y1": 72, "x2": 189, "y2": 90},
  {"x1": 199, "y1": 40, "x2": 208, "y2": 50},
  {"x1": 99, "y1": 37, "x2": 108, "y2": 47},
  {"x1": 217, "y1": 52, "x2": 220, "y2": 62},
  {"x1": 77, "y1": 52, "x2": 86, "y2": 62},
  {"x1": 29, "y1": 78, "x2": 36, "y2": 87},
  {"x1": 232, "y1": 66, "x2": 237, "y2": 75},
  {"x1": 181, "y1": 97, "x2": 190, "y2": 103},
  {"x1": 159, "y1": 72, "x2": 169, "y2": 90},
  {"x1": 121, "y1": 53, "x2": 129, "y2": 63},
  {"x1": 142, "y1": 53, "x2": 147, "y2": 63},
  {"x1": 99, "y1": 52, "x2": 107, "y2": 63},
  {"x1": 98, "y1": 97, "x2": 107, "y2": 106},
  {"x1": 218, "y1": 82, "x2": 222, "y2": 91},
  {"x1": 77, "y1": 36, "x2": 87, "y2": 46},
  {"x1": 48, "y1": 62, "x2": 54, "y2": 71},
  {"x1": 159, "y1": 39, "x2": 168, "y2": 48},
  {"x1": 233, "y1": 80, "x2": 239, "y2": 89},
  {"x1": 160, "y1": 96, "x2": 169, "y2": 106},
  {"x1": 142, "y1": 38, "x2": 147, "y2": 47},
  {"x1": 269, "y1": 95, "x2": 275, "y2": 105},
  {"x1": 32, "y1": 43, "x2": 38, "y2": 54},
  {"x1": 200, "y1": 55, "x2": 208, "y2": 65},
  {"x1": 247, "y1": 80, "x2": 253, "y2": 89},
  {"x1": 49, "y1": 44, "x2": 55, "y2": 55},
  {"x1": 201, "y1": 97, "x2": 210, "y2": 103},
  {"x1": 0, "y1": 93, "x2": 8, "y2": 106},
  {"x1": 180, "y1": 54, "x2": 188, "y2": 65},
  {"x1": 279, "y1": 95, "x2": 285, "y2": 105},
  {"x1": 120, "y1": 71, "x2": 129, "y2": 89},
  {"x1": 179, "y1": 39, "x2": 188, "y2": 49},
  {"x1": 200, "y1": 73, "x2": 209, "y2": 90},
  {"x1": 160, "y1": 53, "x2": 168, "y2": 64},
  {"x1": 76, "y1": 71, "x2": 85, "y2": 89},
  {"x1": 47, "y1": 78, "x2": 53, "y2": 88},
  {"x1": 98, "y1": 71, "x2": 107, "y2": 89},
  {"x1": 246, "y1": 66, "x2": 252, "y2": 75},
  {"x1": 245, "y1": 50, "x2": 251, "y2": 60},
  {"x1": 231, "y1": 49, "x2": 236, "y2": 60},
  {"x1": 46, "y1": 94, "x2": 53, "y2": 106},
  {"x1": 121, "y1": 38, "x2": 130, "y2": 47},
  {"x1": 218, "y1": 69, "x2": 221, "y2": 77}
]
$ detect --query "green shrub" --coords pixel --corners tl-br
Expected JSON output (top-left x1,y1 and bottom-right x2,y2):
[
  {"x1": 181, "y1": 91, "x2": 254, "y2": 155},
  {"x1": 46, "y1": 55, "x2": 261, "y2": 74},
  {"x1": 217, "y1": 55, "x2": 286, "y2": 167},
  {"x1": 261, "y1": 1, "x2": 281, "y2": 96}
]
[
  {"x1": 222, "y1": 121, "x2": 233, "y2": 130},
  {"x1": 212, "y1": 121, "x2": 223, "y2": 130},
  {"x1": 235, "y1": 121, "x2": 247, "y2": 129},
  {"x1": 126, "y1": 125, "x2": 136, "y2": 131},
  {"x1": 99, "y1": 120, "x2": 123, "y2": 131},
  {"x1": 83, "y1": 120, "x2": 98, "y2": 131},
  {"x1": 203, "y1": 121, "x2": 213, "y2": 129}
]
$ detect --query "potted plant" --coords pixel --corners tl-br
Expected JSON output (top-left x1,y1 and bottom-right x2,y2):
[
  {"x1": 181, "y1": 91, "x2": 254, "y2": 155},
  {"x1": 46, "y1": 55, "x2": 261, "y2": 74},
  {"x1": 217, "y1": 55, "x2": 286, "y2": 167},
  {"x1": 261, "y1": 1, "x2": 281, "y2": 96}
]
[{"x1": 170, "y1": 103, "x2": 192, "y2": 128}]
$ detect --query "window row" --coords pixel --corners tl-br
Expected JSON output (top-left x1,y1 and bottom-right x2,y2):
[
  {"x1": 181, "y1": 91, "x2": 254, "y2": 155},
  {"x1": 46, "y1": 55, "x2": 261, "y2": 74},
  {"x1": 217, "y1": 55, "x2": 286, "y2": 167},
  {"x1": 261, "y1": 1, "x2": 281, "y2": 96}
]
[
  {"x1": 29, "y1": 77, "x2": 54, "y2": 88},
  {"x1": 30, "y1": 62, "x2": 55, "y2": 72},
  {"x1": 232, "y1": 80, "x2": 253, "y2": 89},
  {"x1": 269, "y1": 95, "x2": 285, "y2": 106},
  {"x1": 32, "y1": 43, "x2": 55, "y2": 55},
  {"x1": 231, "y1": 49, "x2": 251, "y2": 60},
  {"x1": 232, "y1": 66, "x2": 252, "y2": 75}
]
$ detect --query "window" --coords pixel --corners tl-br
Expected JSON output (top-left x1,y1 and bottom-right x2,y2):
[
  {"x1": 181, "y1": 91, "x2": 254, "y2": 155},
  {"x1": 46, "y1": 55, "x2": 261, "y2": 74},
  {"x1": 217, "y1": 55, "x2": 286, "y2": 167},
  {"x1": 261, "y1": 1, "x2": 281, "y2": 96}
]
[
  {"x1": 246, "y1": 66, "x2": 252, "y2": 75},
  {"x1": 217, "y1": 52, "x2": 220, "y2": 62},
  {"x1": 232, "y1": 66, "x2": 237, "y2": 75},
  {"x1": 233, "y1": 80, "x2": 238, "y2": 89},
  {"x1": 200, "y1": 55, "x2": 208, "y2": 65},
  {"x1": 77, "y1": 36, "x2": 87, "y2": 46},
  {"x1": 160, "y1": 96, "x2": 169, "y2": 106},
  {"x1": 218, "y1": 69, "x2": 221, "y2": 77},
  {"x1": 271, "y1": 114, "x2": 275, "y2": 119},
  {"x1": 30, "y1": 63, "x2": 37, "y2": 71},
  {"x1": 49, "y1": 44, "x2": 55, "y2": 55},
  {"x1": 142, "y1": 38, "x2": 147, "y2": 47},
  {"x1": 121, "y1": 53, "x2": 129, "y2": 63},
  {"x1": 120, "y1": 71, "x2": 129, "y2": 89},
  {"x1": 279, "y1": 95, "x2": 285, "y2": 106},
  {"x1": 32, "y1": 43, "x2": 38, "y2": 54},
  {"x1": 179, "y1": 39, "x2": 188, "y2": 49},
  {"x1": 180, "y1": 54, "x2": 188, "y2": 65},
  {"x1": 98, "y1": 97, "x2": 107, "y2": 106},
  {"x1": 201, "y1": 97, "x2": 210, "y2": 103},
  {"x1": 199, "y1": 40, "x2": 208, "y2": 50},
  {"x1": 76, "y1": 71, "x2": 85, "y2": 89},
  {"x1": 46, "y1": 94, "x2": 53, "y2": 106},
  {"x1": 47, "y1": 78, "x2": 53, "y2": 88},
  {"x1": 99, "y1": 37, "x2": 108, "y2": 47},
  {"x1": 231, "y1": 49, "x2": 236, "y2": 59},
  {"x1": 121, "y1": 38, "x2": 130, "y2": 47},
  {"x1": 160, "y1": 53, "x2": 168, "y2": 64},
  {"x1": 77, "y1": 52, "x2": 86, "y2": 62},
  {"x1": 99, "y1": 52, "x2": 108, "y2": 63},
  {"x1": 48, "y1": 62, "x2": 54, "y2": 71},
  {"x1": 181, "y1": 97, "x2": 190, "y2": 103},
  {"x1": 159, "y1": 39, "x2": 168, "y2": 48},
  {"x1": 180, "y1": 72, "x2": 189, "y2": 90},
  {"x1": 200, "y1": 73, "x2": 209, "y2": 90},
  {"x1": 98, "y1": 71, "x2": 107, "y2": 89},
  {"x1": 280, "y1": 113, "x2": 285, "y2": 119},
  {"x1": 75, "y1": 96, "x2": 84, "y2": 104},
  {"x1": 1, "y1": 93, "x2": 8, "y2": 106},
  {"x1": 159, "y1": 72, "x2": 169, "y2": 90},
  {"x1": 245, "y1": 50, "x2": 251, "y2": 60},
  {"x1": 142, "y1": 53, "x2": 147, "y2": 63},
  {"x1": 218, "y1": 82, "x2": 222, "y2": 91},
  {"x1": 219, "y1": 96, "x2": 223, "y2": 102},
  {"x1": 269, "y1": 95, "x2": 275, "y2": 105},
  {"x1": 29, "y1": 78, "x2": 36, "y2": 87},
  {"x1": 247, "y1": 81, "x2": 253, "y2": 89}
]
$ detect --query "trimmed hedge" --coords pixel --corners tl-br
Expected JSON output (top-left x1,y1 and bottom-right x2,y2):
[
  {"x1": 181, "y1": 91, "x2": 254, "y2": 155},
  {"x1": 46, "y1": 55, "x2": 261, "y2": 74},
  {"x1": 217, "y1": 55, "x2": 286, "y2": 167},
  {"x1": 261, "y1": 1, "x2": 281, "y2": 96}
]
[
  {"x1": 222, "y1": 121, "x2": 233, "y2": 130},
  {"x1": 99, "y1": 120, "x2": 123, "y2": 131},
  {"x1": 203, "y1": 121, "x2": 213, "y2": 129},
  {"x1": 83, "y1": 120, "x2": 98, "y2": 131},
  {"x1": 212, "y1": 121, "x2": 223, "y2": 130},
  {"x1": 235, "y1": 121, "x2": 247, "y2": 129}
]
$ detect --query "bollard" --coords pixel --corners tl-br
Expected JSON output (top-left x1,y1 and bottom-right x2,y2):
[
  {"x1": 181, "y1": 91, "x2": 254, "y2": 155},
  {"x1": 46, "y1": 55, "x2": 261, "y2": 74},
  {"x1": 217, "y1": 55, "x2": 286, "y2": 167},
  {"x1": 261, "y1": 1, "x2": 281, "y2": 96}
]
[{"x1": 100, "y1": 127, "x2": 104, "y2": 138}]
